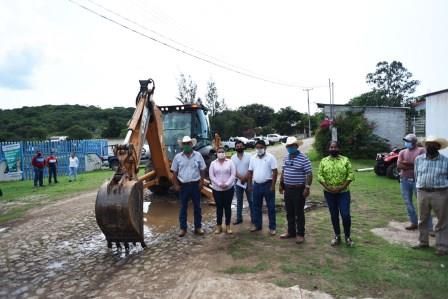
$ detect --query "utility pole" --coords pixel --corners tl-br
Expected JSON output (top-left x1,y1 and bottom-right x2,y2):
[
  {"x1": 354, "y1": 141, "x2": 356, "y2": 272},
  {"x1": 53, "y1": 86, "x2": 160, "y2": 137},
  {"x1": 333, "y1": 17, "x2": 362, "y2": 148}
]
[{"x1": 303, "y1": 88, "x2": 313, "y2": 138}]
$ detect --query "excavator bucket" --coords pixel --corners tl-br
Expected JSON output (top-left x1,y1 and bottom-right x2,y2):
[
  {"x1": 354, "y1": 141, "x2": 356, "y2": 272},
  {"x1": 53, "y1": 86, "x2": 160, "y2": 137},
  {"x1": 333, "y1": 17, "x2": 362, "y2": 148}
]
[{"x1": 95, "y1": 180, "x2": 146, "y2": 249}]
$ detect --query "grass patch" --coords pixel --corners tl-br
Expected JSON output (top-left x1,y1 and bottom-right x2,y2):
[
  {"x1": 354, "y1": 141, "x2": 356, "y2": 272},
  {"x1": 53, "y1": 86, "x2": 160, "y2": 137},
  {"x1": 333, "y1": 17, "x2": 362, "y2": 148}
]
[
  {"x1": 273, "y1": 279, "x2": 294, "y2": 288},
  {"x1": 223, "y1": 262, "x2": 269, "y2": 274},
  {"x1": 225, "y1": 159, "x2": 448, "y2": 298},
  {"x1": 0, "y1": 169, "x2": 114, "y2": 223}
]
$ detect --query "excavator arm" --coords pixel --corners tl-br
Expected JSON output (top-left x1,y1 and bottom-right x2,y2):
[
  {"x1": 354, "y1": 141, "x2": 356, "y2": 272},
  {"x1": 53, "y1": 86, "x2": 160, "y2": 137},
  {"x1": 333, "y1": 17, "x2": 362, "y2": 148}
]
[
  {"x1": 95, "y1": 79, "x2": 169, "y2": 250},
  {"x1": 95, "y1": 78, "x2": 213, "y2": 249}
]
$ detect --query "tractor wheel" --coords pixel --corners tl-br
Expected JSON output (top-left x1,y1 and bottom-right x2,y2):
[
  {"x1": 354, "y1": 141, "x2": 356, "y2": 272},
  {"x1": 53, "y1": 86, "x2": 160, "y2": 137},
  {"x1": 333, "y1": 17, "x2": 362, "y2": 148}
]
[{"x1": 386, "y1": 162, "x2": 399, "y2": 179}]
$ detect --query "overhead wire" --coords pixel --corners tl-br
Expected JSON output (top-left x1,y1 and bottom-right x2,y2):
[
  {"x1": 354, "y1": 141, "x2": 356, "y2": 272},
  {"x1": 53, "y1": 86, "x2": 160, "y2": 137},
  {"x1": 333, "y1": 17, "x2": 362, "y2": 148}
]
[{"x1": 68, "y1": 0, "x2": 326, "y2": 89}]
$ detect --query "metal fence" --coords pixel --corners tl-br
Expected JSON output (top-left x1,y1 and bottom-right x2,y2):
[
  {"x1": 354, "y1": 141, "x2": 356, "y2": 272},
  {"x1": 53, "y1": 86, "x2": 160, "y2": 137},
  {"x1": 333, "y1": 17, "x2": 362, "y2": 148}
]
[{"x1": 0, "y1": 139, "x2": 108, "y2": 180}]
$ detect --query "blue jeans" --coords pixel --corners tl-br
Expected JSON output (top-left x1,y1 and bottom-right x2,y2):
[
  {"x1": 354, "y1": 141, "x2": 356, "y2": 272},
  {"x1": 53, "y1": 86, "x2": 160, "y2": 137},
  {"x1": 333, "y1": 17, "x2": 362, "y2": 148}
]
[
  {"x1": 179, "y1": 182, "x2": 202, "y2": 230},
  {"x1": 69, "y1": 167, "x2": 77, "y2": 181},
  {"x1": 400, "y1": 177, "x2": 433, "y2": 229},
  {"x1": 234, "y1": 185, "x2": 253, "y2": 223},
  {"x1": 33, "y1": 167, "x2": 43, "y2": 187},
  {"x1": 324, "y1": 191, "x2": 351, "y2": 238},
  {"x1": 252, "y1": 181, "x2": 276, "y2": 230}
]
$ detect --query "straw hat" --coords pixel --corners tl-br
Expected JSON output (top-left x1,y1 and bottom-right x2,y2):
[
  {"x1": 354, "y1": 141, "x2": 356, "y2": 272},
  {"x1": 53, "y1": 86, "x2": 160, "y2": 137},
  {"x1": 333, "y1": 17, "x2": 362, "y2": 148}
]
[
  {"x1": 177, "y1": 136, "x2": 197, "y2": 146},
  {"x1": 284, "y1": 136, "x2": 303, "y2": 146},
  {"x1": 423, "y1": 135, "x2": 448, "y2": 149}
]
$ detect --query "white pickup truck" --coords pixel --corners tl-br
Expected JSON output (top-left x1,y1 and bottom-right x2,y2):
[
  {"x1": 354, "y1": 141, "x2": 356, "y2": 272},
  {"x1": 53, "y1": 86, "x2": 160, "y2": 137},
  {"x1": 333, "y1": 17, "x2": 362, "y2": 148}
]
[
  {"x1": 222, "y1": 137, "x2": 255, "y2": 151},
  {"x1": 267, "y1": 134, "x2": 282, "y2": 144}
]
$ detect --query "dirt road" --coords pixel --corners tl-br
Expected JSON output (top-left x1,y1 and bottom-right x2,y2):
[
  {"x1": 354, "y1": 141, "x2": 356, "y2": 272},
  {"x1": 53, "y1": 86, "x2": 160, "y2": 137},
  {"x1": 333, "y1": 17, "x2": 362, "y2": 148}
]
[{"x1": 0, "y1": 139, "x2": 328, "y2": 299}]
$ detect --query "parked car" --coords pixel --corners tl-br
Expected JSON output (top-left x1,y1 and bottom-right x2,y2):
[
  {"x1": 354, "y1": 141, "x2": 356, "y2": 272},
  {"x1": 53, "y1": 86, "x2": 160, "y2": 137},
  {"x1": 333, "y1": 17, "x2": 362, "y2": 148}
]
[
  {"x1": 222, "y1": 138, "x2": 236, "y2": 151},
  {"x1": 253, "y1": 136, "x2": 270, "y2": 146},
  {"x1": 267, "y1": 134, "x2": 281, "y2": 144},
  {"x1": 374, "y1": 147, "x2": 403, "y2": 179},
  {"x1": 235, "y1": 136, "x2": 255, "y2": 148},
  {"x1": 279, "y1": 135, "x2": 288, "y2": 143}
]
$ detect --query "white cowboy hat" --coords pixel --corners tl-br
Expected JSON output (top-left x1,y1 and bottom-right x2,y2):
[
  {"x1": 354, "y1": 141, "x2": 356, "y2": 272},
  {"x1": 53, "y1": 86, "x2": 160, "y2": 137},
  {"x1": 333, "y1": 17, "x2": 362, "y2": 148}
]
[
  {"x1": 423, "y1": 135, "x2": 448, "y2": 149},
  {"x1": 284, "y1": 136, "x2": 303, "y2": 146},
  {"x1": 177, "y1": 136, "x2": 197, "y2": 146}
]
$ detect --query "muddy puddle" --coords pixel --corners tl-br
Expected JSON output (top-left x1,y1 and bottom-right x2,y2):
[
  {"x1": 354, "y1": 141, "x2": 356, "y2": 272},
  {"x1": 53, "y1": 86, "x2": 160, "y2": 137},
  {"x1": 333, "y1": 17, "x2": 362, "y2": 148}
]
[{"x1": 143, "y1": 191, "x2": 214, "y2": 234}]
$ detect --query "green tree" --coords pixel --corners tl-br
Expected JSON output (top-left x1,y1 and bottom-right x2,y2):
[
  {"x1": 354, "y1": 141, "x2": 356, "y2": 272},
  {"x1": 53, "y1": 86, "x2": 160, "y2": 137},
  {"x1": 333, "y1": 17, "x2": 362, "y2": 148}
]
[
  {"x1": 273, "y1": 106, "x2": 303, "y2": 135},
  {"x1": 210, "y1": 110, "x2": 255, "y2": 139},
  {"x1": 65, "y1": 125, "x2": 93, "y2": 140},
  {"x1": 176, "y1": 73, "x2": 198, "y2": 104},
  {"x1": 348, "y1": 90, "x2": 390, "y2": 106},
  {"x1": 366, "y1": 61, "x2": 419, "y2": 106},
  {"x1": 204, "y1": 79, "x2": 227, "y2": 116},
  {"x1": 102, "y1": 118, "x2": 122, "y2": 138},
  {"x1": 238, "y1": 104, "x2": 274, "y2": 128}
]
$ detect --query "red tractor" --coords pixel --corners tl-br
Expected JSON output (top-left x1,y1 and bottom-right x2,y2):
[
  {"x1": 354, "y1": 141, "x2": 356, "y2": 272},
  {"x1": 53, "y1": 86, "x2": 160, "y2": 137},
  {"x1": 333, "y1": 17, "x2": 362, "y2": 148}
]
[{"x1": 374, "y1": 147, "x2": 403, "y2": 179}]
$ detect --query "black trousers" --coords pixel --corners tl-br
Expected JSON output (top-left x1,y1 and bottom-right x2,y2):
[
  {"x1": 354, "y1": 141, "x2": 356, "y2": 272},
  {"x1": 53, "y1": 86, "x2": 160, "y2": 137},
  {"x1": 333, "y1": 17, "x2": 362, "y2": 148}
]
[
  {"x1": 48, "y1": 165, "x2": 58, "y2": 183},
  {"x1": 213, "y1": 187, "x2": 234, "y2": 225},
  {"x1": 284, "y1": 186, "x2": 306, "y2": 237}
]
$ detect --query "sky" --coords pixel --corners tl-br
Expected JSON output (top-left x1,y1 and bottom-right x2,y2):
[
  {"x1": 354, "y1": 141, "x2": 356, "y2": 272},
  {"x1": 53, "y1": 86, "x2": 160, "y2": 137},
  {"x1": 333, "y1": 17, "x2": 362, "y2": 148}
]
[{"x1": 0, "y1": 0, "x2": 447, "y2": 114}]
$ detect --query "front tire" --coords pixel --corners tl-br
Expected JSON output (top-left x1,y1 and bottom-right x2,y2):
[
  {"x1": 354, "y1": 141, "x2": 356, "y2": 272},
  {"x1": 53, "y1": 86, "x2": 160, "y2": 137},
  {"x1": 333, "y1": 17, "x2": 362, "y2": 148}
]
[{"x1": 386, "y1": 162, "x2": 399, "y2": 179}]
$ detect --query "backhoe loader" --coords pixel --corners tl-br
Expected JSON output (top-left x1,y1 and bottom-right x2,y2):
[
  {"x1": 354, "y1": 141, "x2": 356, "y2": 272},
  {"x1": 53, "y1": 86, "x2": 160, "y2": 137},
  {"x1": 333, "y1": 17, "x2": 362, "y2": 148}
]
[{"x1": 95, "y1": 78, "x2": 213, "y2": 249}]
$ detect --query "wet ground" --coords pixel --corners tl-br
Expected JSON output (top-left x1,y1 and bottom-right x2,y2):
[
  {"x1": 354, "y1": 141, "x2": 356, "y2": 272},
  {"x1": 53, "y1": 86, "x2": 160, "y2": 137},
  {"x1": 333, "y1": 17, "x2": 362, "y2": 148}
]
[
  {"x1": 0, "y1": 189, "x2": 219, "y2": 298},
  {"x1": 0, "y1": 139, "x2": 323, "y2": 298}
]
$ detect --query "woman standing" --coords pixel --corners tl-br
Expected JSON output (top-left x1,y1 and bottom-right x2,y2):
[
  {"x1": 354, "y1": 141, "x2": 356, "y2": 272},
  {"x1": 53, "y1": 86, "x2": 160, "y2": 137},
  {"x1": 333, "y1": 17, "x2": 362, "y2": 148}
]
[
  {"x1": 209, "y1": 147, "x2": 236, "y2": 234},
  {"x1": 317, "y1": 141, "x2": 355, "y2": 246},
  {"x1": 69, "y1": 152, "x2": 79, "y2": 182}
]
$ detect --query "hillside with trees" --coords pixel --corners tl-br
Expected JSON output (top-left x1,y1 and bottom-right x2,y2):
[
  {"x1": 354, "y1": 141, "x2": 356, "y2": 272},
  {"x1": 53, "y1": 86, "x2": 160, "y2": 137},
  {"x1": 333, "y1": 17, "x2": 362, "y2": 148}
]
[{"x1": 0, "y1": 105, "x2": 134, "y2": 141}]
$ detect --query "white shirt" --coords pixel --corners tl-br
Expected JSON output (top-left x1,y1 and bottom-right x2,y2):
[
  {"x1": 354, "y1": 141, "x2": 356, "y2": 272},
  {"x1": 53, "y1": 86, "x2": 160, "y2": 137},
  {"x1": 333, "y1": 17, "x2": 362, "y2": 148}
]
[
  {"x1": 231, "y1": 152, "x2": 251, "y2": 188},
  {"x1": 69, "y1": 157, "x2": 79, "y2": 168},
  {"x1": 248, "y1": 152, "x2": 277, "y2": 184}
]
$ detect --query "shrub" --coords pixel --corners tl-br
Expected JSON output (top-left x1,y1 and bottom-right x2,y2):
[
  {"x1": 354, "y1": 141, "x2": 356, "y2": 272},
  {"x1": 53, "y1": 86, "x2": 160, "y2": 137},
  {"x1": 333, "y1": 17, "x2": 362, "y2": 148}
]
[{"x1": 314, "y1": 111, "x2": 390, "y2": 159}]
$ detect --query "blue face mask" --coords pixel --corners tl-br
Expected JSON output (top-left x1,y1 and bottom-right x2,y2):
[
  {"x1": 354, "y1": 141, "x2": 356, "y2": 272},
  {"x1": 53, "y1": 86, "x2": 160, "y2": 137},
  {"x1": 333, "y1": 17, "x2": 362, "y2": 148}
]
[
  {"x1": 404, "y1": 141, "x2": 413, "y2": 149},
  {"x1": 287, "y1": 147, "x2": 298, "y2": 155}
]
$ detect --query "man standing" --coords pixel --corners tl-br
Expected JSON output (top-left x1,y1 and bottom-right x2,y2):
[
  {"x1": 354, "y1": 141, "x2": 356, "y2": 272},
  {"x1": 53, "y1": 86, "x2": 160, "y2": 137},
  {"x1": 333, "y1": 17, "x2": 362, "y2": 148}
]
[
  {"x1": 231, "y1": 140, "x2": 253, "y2": 226},
  {"x1": 46, "y1": 151, "x2": 58, "y2": 184},
  {"x1": 31, "y1": 150, "x2": 45, "y2": 187},
  {"x1": 279, "y1": 137, "x2": 312, "y2": 244},
  {"x1": 248, "y1": 140, "x2": 278, "y2": 235},
  {"x1": 413, "y1": 136, "x2": 448, "y2": 256},
  {"x1": 171, "y1": 136, "x2": 207, "y2": 237},
  {"x1": 398, "y1": 134, "x2": 432, "y2": 231}
]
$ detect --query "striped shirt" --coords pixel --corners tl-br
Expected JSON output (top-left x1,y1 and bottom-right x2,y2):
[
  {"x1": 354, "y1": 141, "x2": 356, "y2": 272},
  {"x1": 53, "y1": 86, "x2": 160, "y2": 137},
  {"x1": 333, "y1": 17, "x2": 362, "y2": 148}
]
[
  {"x1": 282, "y1": 151, "x2": 312, "y2": 185},
  {"x1": 415, "y1": 153, "x2": 448, "y2": 189}
]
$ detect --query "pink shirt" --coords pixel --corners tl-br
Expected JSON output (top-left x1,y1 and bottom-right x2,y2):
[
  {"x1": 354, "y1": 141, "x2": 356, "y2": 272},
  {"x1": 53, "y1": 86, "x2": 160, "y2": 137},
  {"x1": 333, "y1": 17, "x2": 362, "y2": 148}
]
[
  {"x1": 398, "y1": 147, "x2": 425, "y2": 178},
  {"x1": 209, "y1": 159, "x2": 236, "y2": 191}
]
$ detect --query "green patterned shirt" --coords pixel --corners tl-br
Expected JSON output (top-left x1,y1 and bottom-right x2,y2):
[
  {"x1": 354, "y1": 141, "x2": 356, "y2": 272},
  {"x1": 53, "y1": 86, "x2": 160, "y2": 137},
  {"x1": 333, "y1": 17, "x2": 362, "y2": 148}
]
[{"x1": 317, "y1": 155, "x2": 355, "y2": 192}]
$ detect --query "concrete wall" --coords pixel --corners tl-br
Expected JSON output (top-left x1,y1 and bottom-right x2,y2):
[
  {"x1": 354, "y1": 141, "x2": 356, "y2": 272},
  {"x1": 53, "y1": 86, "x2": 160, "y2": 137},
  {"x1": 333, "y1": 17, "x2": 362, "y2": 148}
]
[
  {"x1": 363, "y1": 107, "x2": 406, "y2": 149},
  {"x1": 321, "y1": 105, "x2": 407, "y2": 149},
  {"x1": 426, "y1": 92, "x2": 448, "y2": 156}
]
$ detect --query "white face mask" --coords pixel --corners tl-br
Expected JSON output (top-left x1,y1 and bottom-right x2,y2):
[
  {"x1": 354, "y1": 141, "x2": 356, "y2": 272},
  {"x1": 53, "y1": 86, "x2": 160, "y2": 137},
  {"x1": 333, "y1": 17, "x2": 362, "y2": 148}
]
[
  {"x1": 217, "y1": 152, "x2": 226, "y2": 160},
  {"x1": 256, "y1": 148, "x2": 265, "y2": 156}
]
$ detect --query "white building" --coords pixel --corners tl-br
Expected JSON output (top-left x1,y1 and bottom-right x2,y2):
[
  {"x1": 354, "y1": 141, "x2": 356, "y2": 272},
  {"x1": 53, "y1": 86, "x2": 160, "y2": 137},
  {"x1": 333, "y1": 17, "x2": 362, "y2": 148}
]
[{"x1": 422, "y1": 89, "x2": 448, "y2": 156}]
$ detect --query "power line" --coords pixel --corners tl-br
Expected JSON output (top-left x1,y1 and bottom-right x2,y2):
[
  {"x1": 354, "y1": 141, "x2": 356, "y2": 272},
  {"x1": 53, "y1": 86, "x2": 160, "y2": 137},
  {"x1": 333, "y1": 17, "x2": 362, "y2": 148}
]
[{"x1": 68, "y1": 0, "x2": 326, "y2": 89}]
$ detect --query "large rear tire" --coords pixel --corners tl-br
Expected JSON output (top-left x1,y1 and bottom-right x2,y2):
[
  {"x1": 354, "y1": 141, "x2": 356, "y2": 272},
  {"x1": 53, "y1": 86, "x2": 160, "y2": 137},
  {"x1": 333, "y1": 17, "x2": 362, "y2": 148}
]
[{"x1": 386, "y1": 162, "x2": 399, "y2": 179}]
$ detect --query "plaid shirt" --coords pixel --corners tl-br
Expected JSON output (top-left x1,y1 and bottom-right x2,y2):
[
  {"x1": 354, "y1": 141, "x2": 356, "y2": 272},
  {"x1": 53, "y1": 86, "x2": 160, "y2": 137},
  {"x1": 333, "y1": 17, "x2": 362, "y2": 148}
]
[{"x1": 415, "y1": 153, "x2": 448, "y2": 189}]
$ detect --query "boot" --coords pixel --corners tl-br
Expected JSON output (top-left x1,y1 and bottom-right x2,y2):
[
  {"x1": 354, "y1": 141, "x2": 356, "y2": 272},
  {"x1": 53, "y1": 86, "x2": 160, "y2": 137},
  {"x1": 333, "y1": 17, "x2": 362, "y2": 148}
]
[
  {"x1": 225, "y1": 225, "x2": 233, "y2": 234},
  {"x1": 214, "y1": 225, "x2": 223, "y2": 234}
]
